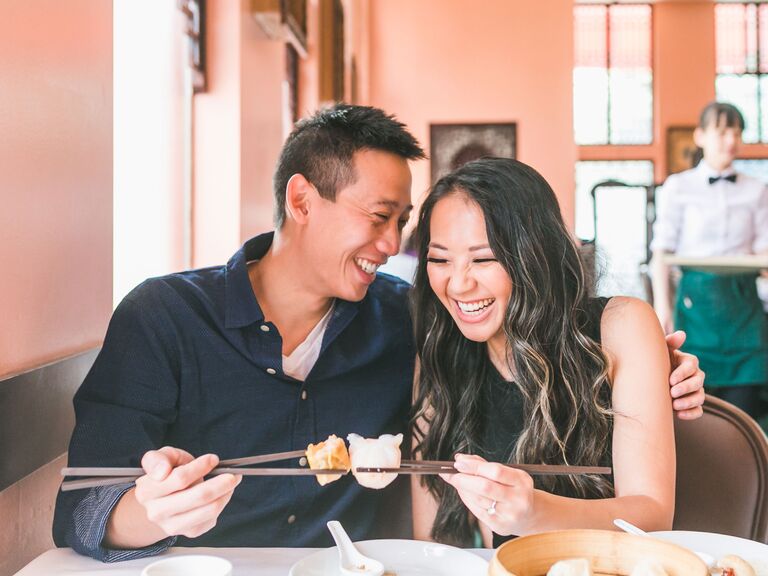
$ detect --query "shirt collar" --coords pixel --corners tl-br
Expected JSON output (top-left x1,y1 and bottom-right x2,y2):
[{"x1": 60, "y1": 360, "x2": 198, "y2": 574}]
[
  {"x1": 695, "y1": 160, "x2": 737, "y2": 179},
  {"x1": 224, "y1": 232, "x2": 274, "y2": 328}
]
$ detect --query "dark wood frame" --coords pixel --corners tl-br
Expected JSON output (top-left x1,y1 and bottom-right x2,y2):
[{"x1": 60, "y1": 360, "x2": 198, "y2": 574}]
[
  {"x1": 666, "y1": 125, "x2": 699, "y2": 175},
  {"x1": 319, "y1": 0, "x2": 344, "y2": 102},
  {"x1": 429, "y1": 123, "x2": 517, "y2": 184}
]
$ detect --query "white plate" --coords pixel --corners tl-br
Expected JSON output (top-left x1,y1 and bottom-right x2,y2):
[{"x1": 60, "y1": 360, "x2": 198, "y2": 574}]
[
  {"x1": 651, "y1": 531, "x2": 768, "y2": 575},
  {"x1": 288, "y1": 539, "x2": 489, "y2": 576}
]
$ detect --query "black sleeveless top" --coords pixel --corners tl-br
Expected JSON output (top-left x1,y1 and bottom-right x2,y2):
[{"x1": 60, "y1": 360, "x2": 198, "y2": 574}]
[{"x1": 478, "y1": 297, "x2": 612, "y2": 548}]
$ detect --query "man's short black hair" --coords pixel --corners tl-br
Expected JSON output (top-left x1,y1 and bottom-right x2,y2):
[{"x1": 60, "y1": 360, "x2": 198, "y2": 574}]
[
  {"x1": 699, "y1": 101, "x2": 745, "y2": 131},
  {"x1": 272, "y1": 104, "x2": 426, "y2": 228}
]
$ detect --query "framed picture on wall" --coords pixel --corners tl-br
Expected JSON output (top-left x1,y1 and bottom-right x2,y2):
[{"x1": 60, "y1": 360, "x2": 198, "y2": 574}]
[
  {"x1": 430, "y1": 123, "x2": 517, "y2": 184},
  {"x1": 666, "y1": 126, "x2": 700, "y2": 176}
]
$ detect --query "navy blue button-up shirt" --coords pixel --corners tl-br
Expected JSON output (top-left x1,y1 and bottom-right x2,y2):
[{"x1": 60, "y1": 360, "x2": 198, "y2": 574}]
[{"x1": 53, "y1": 233, "x2": 416, "y2": 561}]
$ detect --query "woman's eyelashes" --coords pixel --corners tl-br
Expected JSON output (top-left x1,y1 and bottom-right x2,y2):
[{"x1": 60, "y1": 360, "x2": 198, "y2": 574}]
[{"x1": 425, "y1": 256, "x2": 498, "y2": 264}]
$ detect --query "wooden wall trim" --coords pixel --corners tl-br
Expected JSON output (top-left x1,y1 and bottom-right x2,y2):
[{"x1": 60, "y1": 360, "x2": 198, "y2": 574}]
[{"x1": 0, "y1": 349, "x2": 98, "y2": 491}]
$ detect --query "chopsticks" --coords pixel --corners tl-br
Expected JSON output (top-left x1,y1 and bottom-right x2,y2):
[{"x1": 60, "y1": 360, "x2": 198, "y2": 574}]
[
  {"x1": 60, "y1": 467, "x2": 349, "y2": 492},
  {"x1": 60, "y1": 449, "x2": 315, "y2": 492},
  {"x1": 60, "y1": 452, "x2": 612, "y2": 492},
  {"x1": 358, "y1": 460, "x2": 613, "y2": 476},
  {"x1": 219, "y1": 449, "x2": 305, "y2": 467}
]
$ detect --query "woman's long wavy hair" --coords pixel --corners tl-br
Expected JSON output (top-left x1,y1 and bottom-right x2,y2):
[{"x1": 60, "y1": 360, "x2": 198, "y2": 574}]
[{"x1": 411, "y1": 158, "x2": 614, "y2": 546}]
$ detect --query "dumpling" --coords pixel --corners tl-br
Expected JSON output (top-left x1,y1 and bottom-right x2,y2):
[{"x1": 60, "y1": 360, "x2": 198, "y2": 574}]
[
  {"x1": 629, "y1": 559, "x2": 669, "y2": 576},
  {"x1": 717, "y1": 555, "x2": 757, "y2": 576},
  {"x1": 347, "y1": 433, "x2": 403, "y2": 489},
  {"x1": 305, "y1": 434, "x2": 351, "y2": 486},
  {"x1": 546, "y1": 558, "x2": 593, "y2": 576}
]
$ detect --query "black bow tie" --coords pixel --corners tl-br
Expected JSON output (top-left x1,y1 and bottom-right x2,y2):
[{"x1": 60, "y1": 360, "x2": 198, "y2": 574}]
[{"x1": 709, "y1": 174, "x2": 737, "y2": 185}]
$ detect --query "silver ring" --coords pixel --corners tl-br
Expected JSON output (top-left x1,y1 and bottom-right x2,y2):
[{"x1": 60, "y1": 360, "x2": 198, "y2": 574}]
[{"x1": 486, "y1": 499, "x2": 497, "y2": 516}]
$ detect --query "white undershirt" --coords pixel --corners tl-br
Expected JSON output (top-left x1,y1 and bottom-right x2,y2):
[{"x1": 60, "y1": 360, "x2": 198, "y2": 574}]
[{"x1": 282, "y1": 302, "x2": 336, "y2": 381}]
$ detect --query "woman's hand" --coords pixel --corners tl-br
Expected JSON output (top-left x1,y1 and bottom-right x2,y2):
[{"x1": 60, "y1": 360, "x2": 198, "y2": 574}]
[{"x1": 441, "y1": 454, "x2": 535, "y2": 537}]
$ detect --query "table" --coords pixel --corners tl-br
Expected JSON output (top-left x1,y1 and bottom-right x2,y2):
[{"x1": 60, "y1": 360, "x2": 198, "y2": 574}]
[
  {"x1": 662, "y1": 254, "x2": 768, "y2": 274},
  {"x1": 13, "y1": 546, "x2": 495, "y2": 575}
]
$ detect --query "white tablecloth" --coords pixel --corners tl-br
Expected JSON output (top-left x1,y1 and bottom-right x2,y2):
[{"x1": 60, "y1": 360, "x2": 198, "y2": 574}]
[{"x1": 13, "y1": 547, "x2": 494, "y2": 575}]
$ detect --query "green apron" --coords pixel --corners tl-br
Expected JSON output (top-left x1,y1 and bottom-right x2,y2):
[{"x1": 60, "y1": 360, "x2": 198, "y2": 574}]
[{"x1": 674, "y1": 269, "x2": 768, "y2": 387}]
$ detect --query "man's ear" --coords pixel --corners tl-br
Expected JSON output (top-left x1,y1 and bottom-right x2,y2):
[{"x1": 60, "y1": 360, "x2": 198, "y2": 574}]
[{"x1": 285, "y1": 174, "x2": 316, "y2": 225}]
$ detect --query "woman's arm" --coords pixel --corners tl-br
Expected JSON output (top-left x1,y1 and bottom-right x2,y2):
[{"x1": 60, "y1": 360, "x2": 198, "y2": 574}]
[
  {"x1": 604, "y1": 297, "x2": 675, "y2": 530},
  {"x1": 443, "y1": 297, "x2": 675, "y2": 536}
]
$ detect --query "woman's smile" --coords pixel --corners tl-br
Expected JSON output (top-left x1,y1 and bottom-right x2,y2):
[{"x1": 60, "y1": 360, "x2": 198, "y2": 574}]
[{"x1": 452, "y1": 297, "x2": 497, "y2": 323}]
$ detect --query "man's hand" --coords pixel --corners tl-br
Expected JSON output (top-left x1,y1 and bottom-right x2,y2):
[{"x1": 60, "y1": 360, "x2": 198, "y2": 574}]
[
  {"x1": 105, "y1": 447, "x2": 242, "y2": 549},
  {"x1": 665, "y1": 331, "x2": 705, "y2": 420}
]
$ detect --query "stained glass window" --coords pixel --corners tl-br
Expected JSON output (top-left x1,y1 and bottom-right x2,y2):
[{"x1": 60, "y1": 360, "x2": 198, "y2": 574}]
[
  {"x1": 715, "y1": 3, "x2": 768, "y2": 143},
  {"x1": 574, "y1": 5, "x2": 653, "y2": 145}
]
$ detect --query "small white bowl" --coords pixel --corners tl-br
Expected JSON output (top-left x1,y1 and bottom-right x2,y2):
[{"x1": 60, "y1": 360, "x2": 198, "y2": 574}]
[{"x1": 141, "y1": 554, "x2": 233, "y2": 576}]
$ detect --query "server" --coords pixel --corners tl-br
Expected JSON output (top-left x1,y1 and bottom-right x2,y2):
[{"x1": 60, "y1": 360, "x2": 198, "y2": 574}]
[{"x1": 652, "y1": 102, "x2": 768, "y2": 420}]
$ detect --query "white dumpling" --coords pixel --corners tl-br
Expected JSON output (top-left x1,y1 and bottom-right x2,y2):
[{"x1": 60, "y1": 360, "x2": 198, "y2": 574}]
[
  {"x1": 717, "y1": 555, "x2": 757, "y2": 576},
  {"x1": 629, "y1": 559, "x2": 669, "y2": 576},
  {"x1": 547, "y1": 558, "x2": 593, "y2": 576},
  {"x1": 347, "y1": 433, "x2": 403, "y2": 489}
]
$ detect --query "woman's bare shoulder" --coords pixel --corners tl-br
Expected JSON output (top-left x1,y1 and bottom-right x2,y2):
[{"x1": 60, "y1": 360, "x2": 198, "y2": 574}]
[{"x1": 600, "y1": 296, "x2": 666, "y2": 361}]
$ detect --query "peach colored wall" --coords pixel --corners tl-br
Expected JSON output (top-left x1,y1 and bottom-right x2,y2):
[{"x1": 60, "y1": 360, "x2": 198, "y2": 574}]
[
  {"x1": 194, "y1": 0, "x2": 286, "y2": 266},
  {"x1": 364, "y1": 0, "x2": 577, "y2": 225},
  {"x1": 0, "y1": 0, "x2": 113, "y2": 378},
  {"x1": 193, "y1": 0, "x2": 241, "y2": 267},
  {"x1": 240, "y1": 6, "x2": 286, "y2": 239},
  {"x1": 654, "y1": 2, "x2": 716, "y2": 149}
]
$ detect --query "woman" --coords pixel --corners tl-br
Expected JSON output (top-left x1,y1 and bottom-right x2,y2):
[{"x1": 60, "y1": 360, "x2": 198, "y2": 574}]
[
  {"x1": 410, "y1": 158, "x2": 675, "y2": 547},
  {"x1": 651, "y1": 102, "x2": 768, "y2": 421}
]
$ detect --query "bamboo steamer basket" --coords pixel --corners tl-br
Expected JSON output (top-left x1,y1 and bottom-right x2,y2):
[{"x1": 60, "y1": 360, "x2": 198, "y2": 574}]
[{"x1": 488, "y1": 529, "x2": 708, "y2": 575}]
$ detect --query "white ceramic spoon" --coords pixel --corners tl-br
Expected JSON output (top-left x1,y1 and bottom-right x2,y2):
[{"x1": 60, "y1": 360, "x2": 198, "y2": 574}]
[
  {"x1": 326, "y1": 520, "x2": 385, "y2": 576},
  {"x1": 613, "y1": 518, "x2": 716, "y2": 569}
]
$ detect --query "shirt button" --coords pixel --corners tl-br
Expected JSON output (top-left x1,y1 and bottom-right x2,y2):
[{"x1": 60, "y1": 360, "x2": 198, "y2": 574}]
[
  {"x1": 266, "y1": 368, "x2": 277, "y2": 375},
  {"x1": 299, "y1": 456, "x2": 308, "y2": 467},
  {"x1": 287, "y1": 515, "x2": 296, "y2": 524},
  {"x1": 683, "y1": 296, "x2": 693, "y2": 309},
  {"x1": 260, "y1": 324, "x2": 270, "y2": 332},
  {"x1": 301, "y1": 390, "x2": 308, "y2": 400}
]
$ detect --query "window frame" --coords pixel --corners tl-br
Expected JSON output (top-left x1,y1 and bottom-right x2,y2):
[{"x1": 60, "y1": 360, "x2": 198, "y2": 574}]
[
  {"x1": 574, "y1": 3, "x2": 655, "y2": 147},
  {"x1": 715, "y1": 2, "x2": 768, "y2": 144}
]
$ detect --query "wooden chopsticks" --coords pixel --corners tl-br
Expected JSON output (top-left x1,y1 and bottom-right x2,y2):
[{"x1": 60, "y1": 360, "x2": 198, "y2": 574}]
[
  {"x1": 60, "y1": 467, "x2": 349, "y2": 492},
  {"x1": 219, "y1": 449, "x2": 305, "y2": 467},
  {"x1": 60, "y1": 451, "x2": 613, "y2": 492},
  {"x1": 359, "y1": 460, "x2": 613, "y2": 476},
  {"x1": 60, "y1": 449, "x2": 315, "y2": 492}
]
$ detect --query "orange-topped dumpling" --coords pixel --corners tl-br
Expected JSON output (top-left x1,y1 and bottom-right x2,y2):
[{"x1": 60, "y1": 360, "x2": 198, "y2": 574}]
[{"x1": 305, "y1": 434, "x2": 351, "y2": 485}]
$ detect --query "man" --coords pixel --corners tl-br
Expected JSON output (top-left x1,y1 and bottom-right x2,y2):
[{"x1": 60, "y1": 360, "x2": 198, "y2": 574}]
[{"x1": 54, "y1": 104, "x2": 705, "y2": 561}]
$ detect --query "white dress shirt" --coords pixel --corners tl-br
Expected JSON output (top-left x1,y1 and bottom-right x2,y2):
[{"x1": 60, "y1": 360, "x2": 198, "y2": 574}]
[{"x1": 651, "y1": 161, "x2": 768, "y2": 257}]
